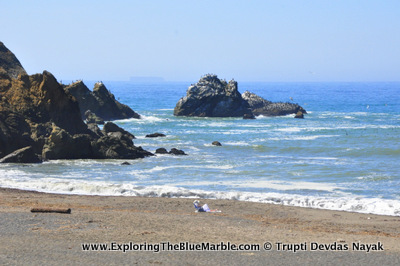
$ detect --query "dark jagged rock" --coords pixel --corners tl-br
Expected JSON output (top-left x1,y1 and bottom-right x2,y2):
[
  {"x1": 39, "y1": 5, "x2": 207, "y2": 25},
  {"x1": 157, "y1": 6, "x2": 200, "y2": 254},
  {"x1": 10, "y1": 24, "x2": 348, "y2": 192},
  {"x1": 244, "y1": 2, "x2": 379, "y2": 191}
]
[
  {"x1": 91, "y1": 135, "x2": 153, "y2": 159},
  {"x1": 42, "y1": 125, "x2": 93, "y2": 160},
  {"x1": 155, "y1": 148, "x2": 169, "y2": 154},
  {"x1": 169, "y1": 148, "x2": 187, "y2": 155},
  {"x1": 64, "y1": 81, "x2": 141, "y2": 121},
  {"x1": 84, "y1": 110, "x2": 104, "y2": 124},
  {"x1": 0, "y1": 69, "x2": 89, "y2": 160},
  {"x1": 102, "y1": 122, "x2": 135, "y2": 140},
  {"x1": 5, "y1": 70, "x2": 88, "y2": 135},
  {"x1": 241, "y1": 90, "x2": 272, "y2": 109},
  {"x1": 0, "y1": 41, "x2": 152, "y2": 163},
  {"x1": 92, "y1": 123, "x2": 151, "y2": 159},
  {"x1": 243, "y1": 113, "x2": 256, "y2": 119},
  {"x1": 87, "y1": 123, "x2": 104, "y2": 138},
  {"x1": 212, "y1": 141, "x2": 222, "y2": 146},
  {"x1": 174, "y1": 74, "x2": 306, "y2": 118},
  {"x1": 294, "y1": 111, "x2": 304, "y2": 119},
  {"x1": 174, "y1": 74, "x2": 253, "y2": 117},
  {"x1": 242, "y1": 91, "x2": 307, "y2": 117},
  {"x1": 0, "y1": 42, "x2": 27, "y2": 78},
  {"x1": 121, "y1": 161, "x2": 131, "y2": 165},
  {"x1": 146, "y1": 133, "x2": 166, "y2": 138},
  {"x1": 0, "y1": 146, "x2": 41, "y2": 163},
  {"x1": 0, "y1": 110, "x2": 33, "y2": 158}
]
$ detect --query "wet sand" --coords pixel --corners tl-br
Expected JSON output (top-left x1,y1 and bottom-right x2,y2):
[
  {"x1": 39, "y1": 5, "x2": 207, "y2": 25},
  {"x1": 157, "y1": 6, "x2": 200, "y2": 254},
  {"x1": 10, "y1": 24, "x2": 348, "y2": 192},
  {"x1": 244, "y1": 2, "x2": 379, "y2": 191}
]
[{"x1": 1, "y1": 187, "x2": 399, "y2": 265}]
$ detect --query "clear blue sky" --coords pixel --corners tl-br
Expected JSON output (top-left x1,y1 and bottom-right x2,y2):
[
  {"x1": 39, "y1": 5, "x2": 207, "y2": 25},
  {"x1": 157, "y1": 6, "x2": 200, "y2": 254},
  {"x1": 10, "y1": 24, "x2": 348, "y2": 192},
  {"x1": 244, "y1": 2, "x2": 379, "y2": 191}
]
[{"x1": 1, "y1": 0, "x2": 399, "y2": 82}]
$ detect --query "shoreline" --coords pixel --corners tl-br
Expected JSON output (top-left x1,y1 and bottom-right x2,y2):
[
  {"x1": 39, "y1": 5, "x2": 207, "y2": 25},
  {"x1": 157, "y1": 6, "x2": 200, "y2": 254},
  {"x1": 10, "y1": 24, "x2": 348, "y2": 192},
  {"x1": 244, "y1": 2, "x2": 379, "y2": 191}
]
[{"x1": 1, "y1": 187, "x2": 400, "y2": 264}]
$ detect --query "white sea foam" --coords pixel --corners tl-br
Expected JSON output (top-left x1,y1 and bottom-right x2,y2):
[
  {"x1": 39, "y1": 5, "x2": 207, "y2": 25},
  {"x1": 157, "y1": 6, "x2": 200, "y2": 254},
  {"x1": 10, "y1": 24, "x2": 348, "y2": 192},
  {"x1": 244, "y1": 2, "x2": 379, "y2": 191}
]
[
  {"x1": 275, "y1": 127, "x2": 303, "y2": 132},
  {"x1": 118, "y1": 115, "x2": 164, "y2": 123},
  {"x1": 228, "y1": 180, "x2": 342, "y2": 192},
  {"x1": 224, "y1": 141, "x2": 251, "y2": 146},
  {"x1": 259, "y1": 155, "x2": 338, "y2": 160},
  {"x1": 1, "y1": 178, "x2": 399, "y2": 216},
  {"x1": 268, "y1": 135, "x2": 339, "y2": 141}
]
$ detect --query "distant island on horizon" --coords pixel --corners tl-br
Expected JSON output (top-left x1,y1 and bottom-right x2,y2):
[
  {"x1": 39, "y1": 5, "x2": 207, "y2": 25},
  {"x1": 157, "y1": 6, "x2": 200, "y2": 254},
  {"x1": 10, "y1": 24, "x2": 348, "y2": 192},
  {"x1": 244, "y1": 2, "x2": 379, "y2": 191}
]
[{"x1": 129, "y1": 76, "x2": 165, "y2": 82}]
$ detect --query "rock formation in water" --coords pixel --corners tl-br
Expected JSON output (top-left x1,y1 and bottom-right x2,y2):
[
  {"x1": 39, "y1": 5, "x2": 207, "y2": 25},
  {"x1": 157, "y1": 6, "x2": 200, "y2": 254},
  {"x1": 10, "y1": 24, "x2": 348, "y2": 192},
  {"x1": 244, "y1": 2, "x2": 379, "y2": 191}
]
[
  {"x1": 174, "y1": 74, "x2": 253, "y2": 118},
  {"x1": 64, "y1": 80, "x2": 140, "y2": 122},
  {"x1": 241, "y1": 91, "x2": 307, "y2": 116},
  {"x1": 0, "y1": 41, "x2": 151, "y2": 163},
  {"x1": 174, "y1": 74, "x2": 306, "y2": 118},
  {"x1": 212, "y1": 141, "x2": 222, "y2": 146},
  {"x1": 145, "y1": 133, "x2": 166, "y2": 138}
]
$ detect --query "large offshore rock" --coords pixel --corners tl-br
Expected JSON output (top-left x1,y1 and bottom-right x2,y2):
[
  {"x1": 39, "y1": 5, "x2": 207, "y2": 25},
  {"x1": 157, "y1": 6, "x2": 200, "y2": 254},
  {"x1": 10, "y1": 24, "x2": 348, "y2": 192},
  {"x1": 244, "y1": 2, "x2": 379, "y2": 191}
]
[
  {"x1": 174, "y1": 74, "x2": 253, "y2": 117},
  {"x1": 241, "y1": 91, "x2": 307, "y2": 116}
]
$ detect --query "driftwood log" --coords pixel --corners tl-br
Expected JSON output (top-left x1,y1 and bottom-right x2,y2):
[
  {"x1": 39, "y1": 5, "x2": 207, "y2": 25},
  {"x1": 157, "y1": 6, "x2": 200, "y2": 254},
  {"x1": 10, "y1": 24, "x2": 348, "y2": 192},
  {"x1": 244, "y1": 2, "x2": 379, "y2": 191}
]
[{"x1": 31, "y1": 208, "x2": 71, "y2": 214}]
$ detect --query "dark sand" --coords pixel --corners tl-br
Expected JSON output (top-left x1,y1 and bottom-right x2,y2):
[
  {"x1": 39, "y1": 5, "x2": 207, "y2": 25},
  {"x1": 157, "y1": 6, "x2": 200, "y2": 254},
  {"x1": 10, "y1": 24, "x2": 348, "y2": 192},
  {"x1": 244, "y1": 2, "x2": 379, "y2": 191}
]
[{"x1": 1, "y1": 187, "x2": 399, "y2": 265}]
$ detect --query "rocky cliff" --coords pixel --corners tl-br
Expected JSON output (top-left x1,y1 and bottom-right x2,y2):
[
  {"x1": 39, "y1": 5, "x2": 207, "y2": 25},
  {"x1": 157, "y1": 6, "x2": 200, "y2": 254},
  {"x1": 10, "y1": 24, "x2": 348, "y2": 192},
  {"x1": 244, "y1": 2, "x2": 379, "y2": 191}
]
[
  {"x1": 0, "y1": 42, "x2": 151, "y2": 162},
  {"x1": 0, "y1": 42, "x2": 27, "y2": 78},
  {"x1": 64, "y1": 81, "x2": 140, "y2": 122},
  {"x1": 174, "y1": 74, "x2": 253, "y2": 117}
]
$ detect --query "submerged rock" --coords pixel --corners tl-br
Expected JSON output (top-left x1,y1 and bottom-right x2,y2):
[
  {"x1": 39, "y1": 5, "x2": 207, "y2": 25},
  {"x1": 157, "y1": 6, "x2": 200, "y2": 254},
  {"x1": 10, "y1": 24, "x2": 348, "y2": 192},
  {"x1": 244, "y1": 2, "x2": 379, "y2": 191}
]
[
  {"x1": 212, "y1": 141, "x2": 222, "y2": 146},
  {"x1": 169, "y1": 148, "x2": 187, "y2": 155},
  {"x1": 242, "y1": 91, "x2": 307, "y2": 117},
  {"x1": 155, "y1": 148, "x2": 169, "y2": 154},
  {"x1": 174, "y1": 74, "x2": 253, "y2": 118},
  {"x1": 294, "y1": 111, "x2": 304, "y2": 119},
  {"x1": 243, "y1": 113, "x2": 256, "y2": 119},
  {"x1": 146, "y1": 133, "x2": 166, "y2": 138}
]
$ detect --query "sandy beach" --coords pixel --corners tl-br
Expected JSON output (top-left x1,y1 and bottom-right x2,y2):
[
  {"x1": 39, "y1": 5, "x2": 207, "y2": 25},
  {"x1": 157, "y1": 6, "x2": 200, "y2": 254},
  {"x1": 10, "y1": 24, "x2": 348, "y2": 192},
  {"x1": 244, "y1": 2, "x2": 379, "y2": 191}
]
[{"x1": 1, "y1": 187, "x2": 399, "y2": 265}]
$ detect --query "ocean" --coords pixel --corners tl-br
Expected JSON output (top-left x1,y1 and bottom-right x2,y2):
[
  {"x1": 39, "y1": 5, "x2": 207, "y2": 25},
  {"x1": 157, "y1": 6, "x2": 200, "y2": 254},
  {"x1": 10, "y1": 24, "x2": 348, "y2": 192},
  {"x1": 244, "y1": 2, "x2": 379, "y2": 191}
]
[{"x1": 1, "y1": 81, "x2": 399, "y2": 216}]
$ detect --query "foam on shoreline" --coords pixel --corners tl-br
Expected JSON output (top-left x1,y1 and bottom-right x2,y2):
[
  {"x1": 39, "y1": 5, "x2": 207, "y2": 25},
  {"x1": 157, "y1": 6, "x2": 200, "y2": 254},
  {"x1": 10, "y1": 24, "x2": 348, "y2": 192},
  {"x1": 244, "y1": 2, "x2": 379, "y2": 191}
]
[{"x1": 1, "y1": 178, "x2": 399, "y2": 216}]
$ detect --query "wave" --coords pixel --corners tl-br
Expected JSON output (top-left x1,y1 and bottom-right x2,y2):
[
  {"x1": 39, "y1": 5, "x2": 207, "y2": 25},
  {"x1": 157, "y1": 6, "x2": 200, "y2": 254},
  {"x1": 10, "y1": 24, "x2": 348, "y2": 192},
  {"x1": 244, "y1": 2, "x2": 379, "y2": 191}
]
[
  {"x1": 0, "y1": 179, "x2": 399, "y2": 216},
  {"x1": 223, "y1": 141, "x2": 251, "y2": 146},
  {"x1": 115, "y1": 115, "x2": 165, "y2": 123},
  {"x1": 267, "y1": 135, "x2": 340, "y2": 141}
]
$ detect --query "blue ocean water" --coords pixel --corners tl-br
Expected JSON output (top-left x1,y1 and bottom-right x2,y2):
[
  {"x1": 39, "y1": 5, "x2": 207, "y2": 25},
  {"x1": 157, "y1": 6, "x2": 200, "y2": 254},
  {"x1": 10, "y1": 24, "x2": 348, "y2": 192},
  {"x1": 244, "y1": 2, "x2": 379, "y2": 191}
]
[{"x1": 1, "y1": 81, "x2": 399, "y2": 216}]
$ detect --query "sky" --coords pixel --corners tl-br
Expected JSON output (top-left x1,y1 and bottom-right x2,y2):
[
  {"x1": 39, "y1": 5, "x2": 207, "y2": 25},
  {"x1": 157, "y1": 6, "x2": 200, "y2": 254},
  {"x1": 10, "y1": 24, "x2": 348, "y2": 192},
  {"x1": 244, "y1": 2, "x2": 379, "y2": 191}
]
[{"x1": 1, "y1": 0, "x2": 399, "y2": 82}]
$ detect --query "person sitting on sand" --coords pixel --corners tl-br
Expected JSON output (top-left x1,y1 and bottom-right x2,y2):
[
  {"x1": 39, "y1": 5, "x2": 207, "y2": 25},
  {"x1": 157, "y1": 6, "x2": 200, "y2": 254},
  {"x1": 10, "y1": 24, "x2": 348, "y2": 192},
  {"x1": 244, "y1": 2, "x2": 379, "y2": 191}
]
[
  {"x1": 193, "y1": 200, "x2": 221, "y2": 212},
  {"x1": 193, "y1": 200, "x2": 210, "y2": 212}
]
